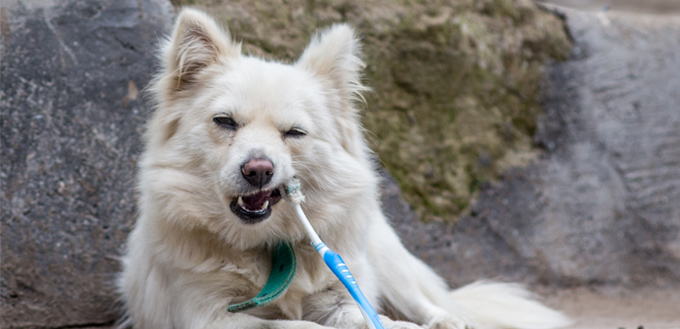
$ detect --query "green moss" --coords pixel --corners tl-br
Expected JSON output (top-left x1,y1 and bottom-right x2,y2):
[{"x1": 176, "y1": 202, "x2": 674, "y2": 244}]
[{"x1": 169, "y1": 0, "x2": 572, "y2": 222}]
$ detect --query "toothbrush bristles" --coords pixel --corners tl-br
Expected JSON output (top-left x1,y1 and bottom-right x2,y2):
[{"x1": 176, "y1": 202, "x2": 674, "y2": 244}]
[{"x1": 283, "y1": 177, "x2": 305, "y2": 205}]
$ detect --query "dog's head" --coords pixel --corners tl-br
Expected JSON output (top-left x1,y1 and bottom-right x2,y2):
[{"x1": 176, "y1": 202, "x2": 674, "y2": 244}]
[{"x1": 140, "y1": 9, "x2": 376, "y2": 249}]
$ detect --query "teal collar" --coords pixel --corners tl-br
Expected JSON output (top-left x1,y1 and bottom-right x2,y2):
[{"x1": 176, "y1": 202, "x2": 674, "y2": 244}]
[{"x1": 227, "y1": 242, "x2": 297, "y2": 313}]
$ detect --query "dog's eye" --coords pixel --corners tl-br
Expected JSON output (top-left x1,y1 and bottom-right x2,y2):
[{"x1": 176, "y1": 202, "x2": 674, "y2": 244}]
[
  {"x1": 284, "y1": 127, "x2": 307, "y2": 138},
  {"x1": 213, "y1": 116, "x2": 238, "y2": 130}
]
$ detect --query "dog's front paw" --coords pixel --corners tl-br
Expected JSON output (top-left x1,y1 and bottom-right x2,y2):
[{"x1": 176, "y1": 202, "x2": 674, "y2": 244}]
[
  {"x1": 426, "y1": 315, "x2": 474, "y2": 329},
  {"x1": 379, "y1": 316, "x2": 425, "y2": 329}
]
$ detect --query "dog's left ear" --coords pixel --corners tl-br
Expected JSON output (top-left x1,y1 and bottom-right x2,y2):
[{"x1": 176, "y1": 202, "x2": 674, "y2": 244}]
[
  {"x1": 297, "y1": 25, "x2": 368, "y2": 156},
  {"x1": 296, "y1": 24, "x2": 367, "y2": 101}
]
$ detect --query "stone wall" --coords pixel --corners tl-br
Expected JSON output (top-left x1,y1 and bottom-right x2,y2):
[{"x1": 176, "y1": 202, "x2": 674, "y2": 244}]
[{"x1": 1, "y1": 1, "x2": 173, "y2": 327}]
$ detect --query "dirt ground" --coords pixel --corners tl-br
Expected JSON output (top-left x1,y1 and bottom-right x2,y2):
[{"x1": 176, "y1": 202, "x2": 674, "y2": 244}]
[{"x1": 541, "y1": 286, "x2": 680, "y2": 329}]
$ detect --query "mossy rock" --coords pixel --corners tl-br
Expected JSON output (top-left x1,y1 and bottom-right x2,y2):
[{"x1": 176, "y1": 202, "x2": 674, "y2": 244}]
[{"x1": 170, "y1": 0, "x2": 571, "y2": 222}]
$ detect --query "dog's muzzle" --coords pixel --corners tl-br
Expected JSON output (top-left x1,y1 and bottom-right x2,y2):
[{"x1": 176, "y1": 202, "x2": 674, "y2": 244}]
[{"x1": 230, "y1": 188, "x2": 282, "y2": 224}]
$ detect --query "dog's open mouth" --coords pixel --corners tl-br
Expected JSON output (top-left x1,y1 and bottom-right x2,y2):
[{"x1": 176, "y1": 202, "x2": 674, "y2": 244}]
[{"x1": 230, "y1": 188, "x2": 282, "y2": 224}]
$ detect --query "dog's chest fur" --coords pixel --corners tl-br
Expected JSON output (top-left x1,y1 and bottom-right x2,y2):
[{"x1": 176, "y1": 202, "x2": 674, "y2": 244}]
[{"x1": 234, "y1": 243, "x2": 340, "y2": 320}]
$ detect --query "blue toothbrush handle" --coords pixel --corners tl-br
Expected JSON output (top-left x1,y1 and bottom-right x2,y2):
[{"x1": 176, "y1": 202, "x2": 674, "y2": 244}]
[{"x1": 322, "y1": 250, "x2": 385, "y2": 329}]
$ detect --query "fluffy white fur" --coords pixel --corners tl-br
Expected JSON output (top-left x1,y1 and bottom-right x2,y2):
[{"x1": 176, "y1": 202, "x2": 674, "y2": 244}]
[{"x1": 118, "y1": 8, "x2": 572, "y2": 329}]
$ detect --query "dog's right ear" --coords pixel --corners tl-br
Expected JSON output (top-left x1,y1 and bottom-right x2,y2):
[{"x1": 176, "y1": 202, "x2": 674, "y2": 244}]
[
  {"x1": 161, "y1": 8, "x2": 240, "y2": 92},
  {"x1": 149, "y1": 9, "x2": 239, "y2": 147}
]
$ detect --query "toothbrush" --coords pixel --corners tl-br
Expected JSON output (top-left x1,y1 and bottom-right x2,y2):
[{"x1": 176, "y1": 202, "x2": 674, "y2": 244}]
[{"x1": 283, "y1": 178, "x2": 385, "y2": 329}]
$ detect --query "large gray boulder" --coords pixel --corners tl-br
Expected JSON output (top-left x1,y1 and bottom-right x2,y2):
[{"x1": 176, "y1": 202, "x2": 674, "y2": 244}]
[
  {"x1": 1, "y1": 0, "x2": 173, "y2": 327},
  {"x1": 390, "y1": 8, "x2": 680, "y2": 289}
]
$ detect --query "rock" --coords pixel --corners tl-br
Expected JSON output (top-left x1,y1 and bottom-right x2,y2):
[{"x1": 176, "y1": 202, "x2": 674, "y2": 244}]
[
  {"x1": 0, "y1": 0, "x2": 173, "y2": 327},
  {"x1": 387, "y1": 8, "x2": 680, "y2": 289},
  {"x1": 177, "y1": 0, "x2": 572, "y2": 223}
]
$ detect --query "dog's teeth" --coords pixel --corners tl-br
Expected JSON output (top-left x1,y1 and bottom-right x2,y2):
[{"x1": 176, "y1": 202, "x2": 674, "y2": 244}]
[
  {"x1": 236, "y1": 196, "x2": 268, "y2": 213},
  {"x1": 259, "y1": 200, "x2": 269, "y2": 211}
]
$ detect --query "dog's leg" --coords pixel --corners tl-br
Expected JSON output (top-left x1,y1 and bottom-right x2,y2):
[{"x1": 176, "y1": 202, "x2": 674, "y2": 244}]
[
  {"x1": 301, "y1": 285, "x2": 425, "y2": 329},
  {"x1": 368, "y1": 216, "x2": 473, "y2": 329},
  {"x1": 204, "y1": 313, "x2": 334, "y2": 329},
  {"x1": 123, "y1": 286, "x2": 338, "y2": 329},
  {"x1": 121, "y1": 253, "x2": 339, "y2": 329},
  {"x1": 142, "y1": 285, "x2": 337, "y2": 329}
]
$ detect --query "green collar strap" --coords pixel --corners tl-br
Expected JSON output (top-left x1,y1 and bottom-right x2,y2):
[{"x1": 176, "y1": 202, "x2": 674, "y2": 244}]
[{"x1": 227, "y1": 242, "x2": 297, "y2": 313}]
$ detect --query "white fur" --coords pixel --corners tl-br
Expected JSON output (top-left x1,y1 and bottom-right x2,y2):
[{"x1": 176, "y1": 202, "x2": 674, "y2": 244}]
[{"x1": 118, "y1": 8, "x2": 572, "y2": 329}]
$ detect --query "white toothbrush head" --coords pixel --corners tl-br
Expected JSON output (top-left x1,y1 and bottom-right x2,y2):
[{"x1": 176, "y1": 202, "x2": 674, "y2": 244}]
[{"x1": 282, "y1": 177, "x2": 305, "y2": 205}]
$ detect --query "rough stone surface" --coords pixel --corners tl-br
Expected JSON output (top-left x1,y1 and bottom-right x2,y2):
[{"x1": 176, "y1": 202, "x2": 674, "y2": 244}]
[
  {"x1": 387, "y1": 8, "x2": 680, "y2": 289},
  {"x1": 0, "y1": 0, "x2": 173, "y2": 327}
]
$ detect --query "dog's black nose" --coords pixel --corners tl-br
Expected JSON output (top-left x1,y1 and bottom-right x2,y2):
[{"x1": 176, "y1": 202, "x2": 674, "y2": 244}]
[{"x1": 241, "y1": 158, "x2": 274, "y2": 188}]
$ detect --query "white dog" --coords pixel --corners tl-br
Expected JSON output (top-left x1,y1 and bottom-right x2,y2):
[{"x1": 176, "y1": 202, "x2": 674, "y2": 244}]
[{"x1": 118, "y1": 8, "x2": 571, "y2": 329}]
